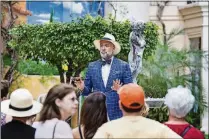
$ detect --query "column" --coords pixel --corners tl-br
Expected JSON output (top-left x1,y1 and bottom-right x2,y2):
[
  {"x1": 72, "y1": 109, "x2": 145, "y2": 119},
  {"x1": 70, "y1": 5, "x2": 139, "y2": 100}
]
[{"x1": 200, "y1": 3, "x2": 208, "y2": 134}]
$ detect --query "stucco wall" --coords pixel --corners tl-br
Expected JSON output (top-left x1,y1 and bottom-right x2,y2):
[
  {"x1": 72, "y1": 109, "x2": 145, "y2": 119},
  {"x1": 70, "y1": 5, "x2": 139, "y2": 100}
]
[
  {"x1": 9, "y1": 75, "x2": 60, "y2": 100},
  {"x1": 149, "y1": 1, "x2": 190, "y2": 49}
]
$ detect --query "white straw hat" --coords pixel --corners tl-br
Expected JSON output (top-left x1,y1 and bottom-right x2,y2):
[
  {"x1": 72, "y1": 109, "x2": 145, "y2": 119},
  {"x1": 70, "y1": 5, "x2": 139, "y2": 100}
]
[
  {"x1": 94, "y1": 33, "x2": 121, "y2": 55},
  {"x1": 1, "y1": 88, "x2": 42, "y2": 117}
]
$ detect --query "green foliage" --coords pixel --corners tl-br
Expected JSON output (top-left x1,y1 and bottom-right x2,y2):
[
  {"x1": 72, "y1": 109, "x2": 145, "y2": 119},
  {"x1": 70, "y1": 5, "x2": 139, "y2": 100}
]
[
  {"x1": 3, "y1": 54, "x2": 12, "y2": 66},
  {"x1": 138, "y1": 43, "x2": 208, "y2": 127},
  {"x1": 205, "y1": 134, "x2": 208, "y2": 139},
  {"x1": 3, "y1": 54, "x2": 58, "y2": 75},
  {"x1": 8, "y1": 15, "x2": 159, "y2": 80},
  {"x1": 143, "y1": 22, "x2": 159, "y2": 59},
  {"x1": 147, "y1": 106, "x2": 168, "y2": 123},
  {"x1": 18, "y1": 59, "x2": 58, "y2": 75}
]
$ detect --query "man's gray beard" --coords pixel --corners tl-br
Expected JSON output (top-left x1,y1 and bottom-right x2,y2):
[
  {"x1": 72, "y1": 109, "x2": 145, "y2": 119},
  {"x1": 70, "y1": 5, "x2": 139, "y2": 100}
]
[{"x1": 100, "y1": 53, "x2": 113, "y2": 60}]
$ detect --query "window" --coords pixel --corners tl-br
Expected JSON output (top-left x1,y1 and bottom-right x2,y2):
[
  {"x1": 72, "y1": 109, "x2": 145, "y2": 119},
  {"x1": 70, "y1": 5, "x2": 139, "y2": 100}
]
[
  {"x1": 189, "y1": 37, "x2": 201, "y2": 113},
  {"x1": 190, "y1": 37, "x2": 201, "y2": 50}
]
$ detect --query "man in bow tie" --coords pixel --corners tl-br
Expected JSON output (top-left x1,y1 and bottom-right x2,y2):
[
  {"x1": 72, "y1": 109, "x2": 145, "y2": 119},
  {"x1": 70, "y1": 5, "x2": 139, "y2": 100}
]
[{"x1": 75, "y1": 33, "x2": 133, "y2": 120}]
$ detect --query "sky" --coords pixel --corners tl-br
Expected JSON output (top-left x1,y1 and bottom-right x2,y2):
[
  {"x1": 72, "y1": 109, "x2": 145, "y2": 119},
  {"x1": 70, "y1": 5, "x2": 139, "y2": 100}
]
[{"x1": 27, "y1": 1, "x2": 105, "y2": 24}]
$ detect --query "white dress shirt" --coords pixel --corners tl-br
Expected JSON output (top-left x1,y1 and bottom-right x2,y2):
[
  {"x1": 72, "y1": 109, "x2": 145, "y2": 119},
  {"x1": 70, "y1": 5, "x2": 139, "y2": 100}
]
[{"x1": 101, "y1": 57, "x2": 113, "y2": 87}]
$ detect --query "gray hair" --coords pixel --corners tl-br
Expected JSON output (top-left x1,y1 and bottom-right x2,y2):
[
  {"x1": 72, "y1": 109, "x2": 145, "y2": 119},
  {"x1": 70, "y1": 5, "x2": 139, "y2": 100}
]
[{"x1": 164, "y1": 86, "x2": 195, "y2": 118}]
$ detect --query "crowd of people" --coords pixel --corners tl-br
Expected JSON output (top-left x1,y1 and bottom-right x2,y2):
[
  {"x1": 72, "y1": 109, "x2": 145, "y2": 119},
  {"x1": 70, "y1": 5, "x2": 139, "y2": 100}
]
[
  {"x1": 1, "y1": 81, "x2": 204, "y2": 139},
  {"x1": 1, "y1": 33, "x2": 205, "y2": 139}
]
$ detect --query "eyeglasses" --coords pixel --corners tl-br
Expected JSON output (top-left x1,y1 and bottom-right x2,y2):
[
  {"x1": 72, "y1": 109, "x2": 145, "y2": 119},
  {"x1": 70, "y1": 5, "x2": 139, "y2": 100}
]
[{"x1": 70, "y1": 97, "x2": 78, "y2": 102}]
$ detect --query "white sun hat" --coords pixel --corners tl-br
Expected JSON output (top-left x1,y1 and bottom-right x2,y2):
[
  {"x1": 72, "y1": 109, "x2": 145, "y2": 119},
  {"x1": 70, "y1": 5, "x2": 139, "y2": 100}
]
[
  {"x1": 1, "y1": 88, "x2": 42, "y2": 117},
  {"x1": 93, "y1": 33, "x2": 121, "y2": 55}
]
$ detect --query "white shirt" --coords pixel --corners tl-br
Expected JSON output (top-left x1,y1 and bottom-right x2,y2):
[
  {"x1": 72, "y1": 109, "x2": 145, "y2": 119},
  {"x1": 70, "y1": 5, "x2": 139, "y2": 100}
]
[
  {"x1": 32, "y1": 118, "x2": 73, "y2": 139},
  {"x1": 101, "y1": 57, "x2": 113, "y2": 87}
]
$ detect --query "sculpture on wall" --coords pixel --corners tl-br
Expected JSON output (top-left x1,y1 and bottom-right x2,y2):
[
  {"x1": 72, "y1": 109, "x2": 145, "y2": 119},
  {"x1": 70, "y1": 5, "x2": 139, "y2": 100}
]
[{"x1": 128, "y1": 21, "x2": 146, "y2": 83}]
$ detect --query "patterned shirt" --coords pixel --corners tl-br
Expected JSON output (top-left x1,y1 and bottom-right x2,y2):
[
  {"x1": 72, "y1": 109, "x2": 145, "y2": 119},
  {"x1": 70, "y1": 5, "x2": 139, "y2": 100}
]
[{"x1": 1, "y1": 112, "x2": 6, "y2": 126}]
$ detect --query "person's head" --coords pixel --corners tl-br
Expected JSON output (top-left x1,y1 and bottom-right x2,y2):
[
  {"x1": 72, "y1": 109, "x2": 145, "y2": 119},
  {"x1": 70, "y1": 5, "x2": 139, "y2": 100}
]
[
  {"x1": 164, "y1": 86, "x2": 195, "y2": 118},
  {"x1": 1, "y1": 80, "x2": 9, "y2": 101},
  {"x1": 80, "y1": 92, "x2": 108, "y2": 139},
  {"x1": 94, "y1": 33, "x2": 121, "y2": 60},
  {"x1": 100, "y1": 40, "x2": 115, "y2": 60},
  {"x1": 1, "y1": 88, "x2": 42, "y2": 123},
  {"x1": 118, "y1": 83, "x2": 149, "y2": 116},
  {"x1": 39, "y1": 84, "x2": 78, "y2": 121}
]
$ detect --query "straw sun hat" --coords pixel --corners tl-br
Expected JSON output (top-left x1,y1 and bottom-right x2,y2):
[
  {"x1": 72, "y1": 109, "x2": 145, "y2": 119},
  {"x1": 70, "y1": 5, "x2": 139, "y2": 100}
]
[
  {"x1": 93, "y1": 33, "x2": 121, "y2": 55},
  {"x1": 1, "y1": 88, "x2": 42, "y2": 117}
]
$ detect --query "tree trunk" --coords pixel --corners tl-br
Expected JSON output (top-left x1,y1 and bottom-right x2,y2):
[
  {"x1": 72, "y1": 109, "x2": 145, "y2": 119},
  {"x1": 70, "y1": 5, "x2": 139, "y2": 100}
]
[
  {"x1": 57, "y1": 64, "x2": 64, "y2": 83},
  {"x1": 75, "y1": 69, "x2": 81, "y2": 77},
  {"x1": 157, "y1": 1, "x2": 169, "y2": 46},
  {"x1": 3, "y1": 50, "x2": 18, "y2": 84},
  {"x1": 1, "y1": 2, "x2": 19, "y2": 86},
  {"x1": 0, "y1": 53, "x2": 3, "y2": 79},
  {"x1": 3, "y1": 61, "x2": 17, "y2": 83},
  {"x1": 162, "y1": 23, "x2": 167, "y2": 45},
  {"x1": 107, "y1": 2, "x2": 117, "y2": 20},
  {"x1": 66, "y1": 59, "x2": 73, "y2": 84},
  {"x1": 74, "y1": 64, "x2": 85, "y2": 77}
]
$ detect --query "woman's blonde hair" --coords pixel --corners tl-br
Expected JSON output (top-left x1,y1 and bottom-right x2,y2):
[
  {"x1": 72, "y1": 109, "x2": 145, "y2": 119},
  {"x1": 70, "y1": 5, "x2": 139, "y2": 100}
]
[{"x1": 138, "y1": 103, "x2": 149, "y2": 117}]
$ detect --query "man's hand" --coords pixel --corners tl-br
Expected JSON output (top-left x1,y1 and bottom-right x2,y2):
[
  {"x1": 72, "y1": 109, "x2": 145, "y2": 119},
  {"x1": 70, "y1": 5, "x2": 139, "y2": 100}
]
[
  {"x1": 73, "y1": 77, "x2": 84, "y2": 91},
  {"x1": 111, "y1": 79, "x2": 122, "y2": 91}
]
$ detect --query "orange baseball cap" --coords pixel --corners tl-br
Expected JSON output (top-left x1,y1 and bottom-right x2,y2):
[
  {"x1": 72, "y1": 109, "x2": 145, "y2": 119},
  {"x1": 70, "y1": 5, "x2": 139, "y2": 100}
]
[{"x1": 118, "y1": 83, "x2": 145, "y2": 109}]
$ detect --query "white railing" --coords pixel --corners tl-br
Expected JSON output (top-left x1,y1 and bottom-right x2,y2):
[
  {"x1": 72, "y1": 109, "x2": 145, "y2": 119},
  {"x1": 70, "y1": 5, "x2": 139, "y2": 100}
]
[{"x1": 145, "y1": 97, "x2": 165, "y2": 108}]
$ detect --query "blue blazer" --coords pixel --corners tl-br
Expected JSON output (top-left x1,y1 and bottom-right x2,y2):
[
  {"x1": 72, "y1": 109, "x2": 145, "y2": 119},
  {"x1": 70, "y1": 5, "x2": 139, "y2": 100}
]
[{"x1": 82, "y1": 57, "x2": 133, "y2": 120}]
